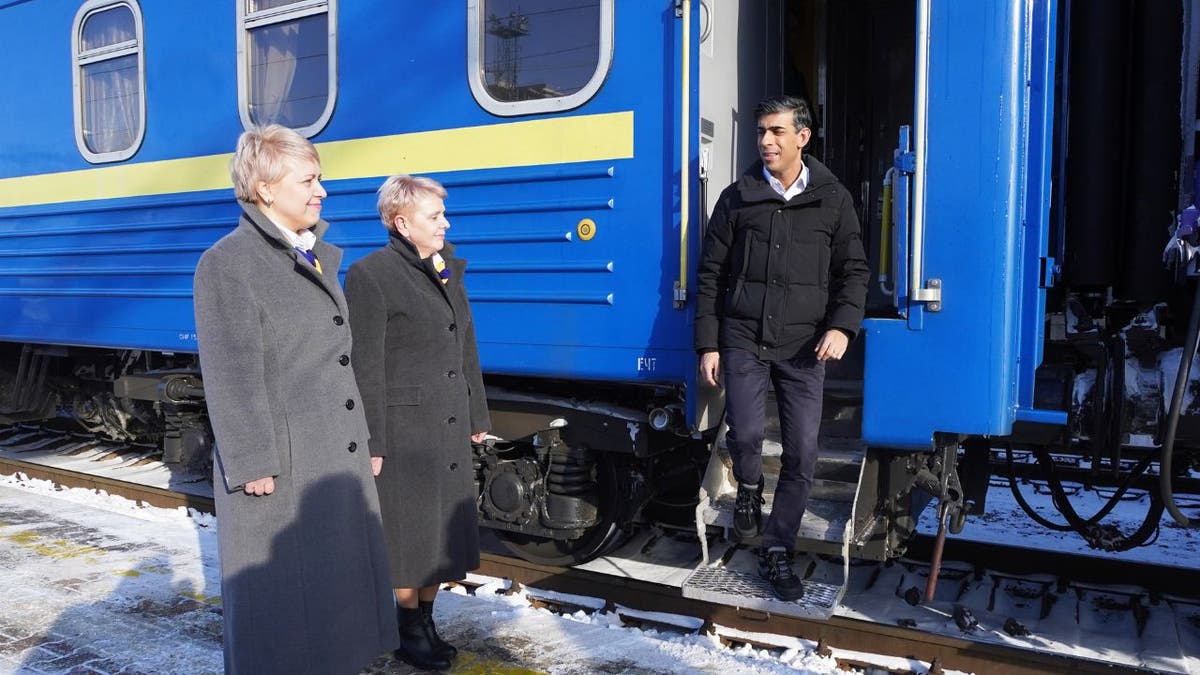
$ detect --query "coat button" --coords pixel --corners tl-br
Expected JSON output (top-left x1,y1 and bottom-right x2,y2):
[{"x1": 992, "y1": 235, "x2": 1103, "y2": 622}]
[
  {"x1": 333, "y1": 315, "x2": 345, "y2": 325},
  {"x1": 448, "y1": 323, "x2": 457, "y2": 332},
  {"x1": 347, "y1": 442, "x2": 357, "y2": 453},
  {"x1": 339, "y1": 354, "x2": 350, "y2": 366},
  {"x1": 447, "y1": 370, "x2": 457, "y2": 378},
  {"x1": 345, "y1": 399, "x2": 355, "y2": 410},
  {"x1": 448, "y1": 416, "x2": 457, "y2": 424},
  {"x1": 449, "y1": 462, "x2": 458, "y2": 471}
]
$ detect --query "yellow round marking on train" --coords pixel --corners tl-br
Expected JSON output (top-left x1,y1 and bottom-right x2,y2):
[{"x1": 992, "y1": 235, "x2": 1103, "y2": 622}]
[{"x1": 577, "y1": 218, "x2": 597, "y2": 241}]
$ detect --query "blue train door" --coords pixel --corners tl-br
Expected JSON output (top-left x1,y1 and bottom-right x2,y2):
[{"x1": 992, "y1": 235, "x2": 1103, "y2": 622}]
[{"x1": 862, "y1": 0, "x2": 1061, "y2": 448}]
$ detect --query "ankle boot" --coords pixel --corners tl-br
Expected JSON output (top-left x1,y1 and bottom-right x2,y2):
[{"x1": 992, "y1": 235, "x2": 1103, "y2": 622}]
[
  {"x1": 419, "y1": 598, "x2": 458, "y2": 659},
  {"x1": 733, "y1": 480, "x2": 765, "y2": 540},
  {"x1": 395, "y1": 606, "x2": 450, "y2": 671}
]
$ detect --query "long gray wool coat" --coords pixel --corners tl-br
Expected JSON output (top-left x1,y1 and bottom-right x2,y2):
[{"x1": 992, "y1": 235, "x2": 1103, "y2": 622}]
[
  {"x1": 345, "y1": 233, "x2": 491, "y2": 588},
  {"x1": 193, "y1": 204, "x2": 399, "y2": 674}
]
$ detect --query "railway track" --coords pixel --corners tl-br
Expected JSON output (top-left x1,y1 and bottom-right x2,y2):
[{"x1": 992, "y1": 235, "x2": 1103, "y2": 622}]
[{"x1": 1, "y1": 440, "x2": 1185, "y2": 675}]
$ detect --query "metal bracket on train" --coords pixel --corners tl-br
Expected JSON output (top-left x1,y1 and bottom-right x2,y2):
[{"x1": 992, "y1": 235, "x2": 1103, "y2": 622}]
[
  {"x1": 914, "y1": 278, "x2": 943, "y2": 312},
  {"x1": 113, "y1": 372, "x2": 205, "y2": 404},
  {"x1": 674, "y1": 280, "x2": 687, "y2": 306}
]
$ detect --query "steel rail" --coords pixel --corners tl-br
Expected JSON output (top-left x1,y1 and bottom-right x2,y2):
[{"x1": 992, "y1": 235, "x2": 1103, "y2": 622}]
[
  {"x1": 0, "y1": 454, "x2": 1165, "y2": 674},
  {"x1": 0, "y1": 455, "x2": 214, "y2": 513},
  {"x1": 474, "y1": 553, "x2": 1147, "y2": 675}
]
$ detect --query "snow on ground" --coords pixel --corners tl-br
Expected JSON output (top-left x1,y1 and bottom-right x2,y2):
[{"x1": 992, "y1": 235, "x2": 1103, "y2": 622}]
[
  {"x1": 0, "y1": 473, "x2": 849, "y2": 675},
  {"x1": 920, "y1": 474, "x2": 1200, "y2": 568},
  {"x1": 408, "y1": 579, "x2": 843, "y2": 675},
  {"x1": 3, "y1": 462, "x2": 1197, "y2": 675}
]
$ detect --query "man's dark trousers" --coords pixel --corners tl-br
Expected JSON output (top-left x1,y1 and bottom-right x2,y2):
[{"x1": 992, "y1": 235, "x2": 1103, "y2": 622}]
[{"x1": 721, "y1": 347, "x2": 824, "y2": 550}]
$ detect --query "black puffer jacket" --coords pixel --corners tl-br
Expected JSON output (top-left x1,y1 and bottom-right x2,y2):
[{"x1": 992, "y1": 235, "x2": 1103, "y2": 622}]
[{"x1": 694, "y1": 158, "x2": 869, "y2": 361}]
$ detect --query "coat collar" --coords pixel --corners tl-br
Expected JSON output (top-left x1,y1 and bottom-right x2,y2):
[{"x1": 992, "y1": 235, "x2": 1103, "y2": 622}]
[
  {"x1": 387, "y1": 231, "x2": 465, "y2": 300},
  {"x1": 388, "y1": 231, "x2": 463, "y2": 270},
  {"x1": 238, "y1": 202, "x2": 345, "y2": 308},
  {"x1": 240, "y1": 201, "x2": 330, "y2": 245},
  {"x1": 737, "y1": 155, "x2": 840, "y2": 205}
]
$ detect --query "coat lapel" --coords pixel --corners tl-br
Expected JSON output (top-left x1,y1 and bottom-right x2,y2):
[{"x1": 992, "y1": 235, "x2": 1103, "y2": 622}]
[
  {"x1": 388, "y1": 234, "x2": 457, "y2": 308},
  {"x1": 240, "y1": 204, "x2": 346, "y2": 311}
]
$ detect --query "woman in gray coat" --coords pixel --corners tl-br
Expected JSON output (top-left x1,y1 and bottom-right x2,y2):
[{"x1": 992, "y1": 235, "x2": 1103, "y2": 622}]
[
  {"x1": 345, "y1": 175, "x2": 490, "y2": 670},
  {"x1": 193, "y1": 125, "x2": 398, "y2": 674}
]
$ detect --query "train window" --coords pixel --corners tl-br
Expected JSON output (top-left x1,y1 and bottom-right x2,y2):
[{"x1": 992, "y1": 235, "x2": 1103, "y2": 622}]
[
  {"x1": 237, "y1": 0, "x2": 337, "y2": 137},
  {"x1": 71, "y1": 0, "x2": 146, "y2": 163},
  {"x1": 467, "y1": 0, "x2": 614, "y2": 116}
]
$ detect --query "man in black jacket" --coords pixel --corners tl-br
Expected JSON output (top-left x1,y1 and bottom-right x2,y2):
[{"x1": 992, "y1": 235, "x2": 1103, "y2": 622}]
[{"x1": 694, "y1": 95, "x2": 869, "y2": 601}]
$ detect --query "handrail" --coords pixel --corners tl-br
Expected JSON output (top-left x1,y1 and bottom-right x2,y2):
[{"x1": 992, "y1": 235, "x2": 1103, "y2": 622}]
[
  {"x1": 910, "y1": 0, "x2": 942, "y2": 307},
  {"x1": 674, "y1": 0, "x2": 691, "y2": 309}
]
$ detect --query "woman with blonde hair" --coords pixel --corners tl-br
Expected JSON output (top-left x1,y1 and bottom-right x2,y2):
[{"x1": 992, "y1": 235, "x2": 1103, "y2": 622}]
[
  {"x1": 346, "y1": 174, "x2": 490, "y2": 670},
  {"x1": 193, "y1": 124, "x2": 398, "y2": 674}
]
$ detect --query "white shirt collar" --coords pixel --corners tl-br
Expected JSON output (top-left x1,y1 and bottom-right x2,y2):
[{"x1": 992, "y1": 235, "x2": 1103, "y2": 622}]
[
  {"x1": 763, "y1": 161, "x2": 809, "y2": 201},
  {"x1": 265, "y1": 214, "x2": 317, "y2": 251}
]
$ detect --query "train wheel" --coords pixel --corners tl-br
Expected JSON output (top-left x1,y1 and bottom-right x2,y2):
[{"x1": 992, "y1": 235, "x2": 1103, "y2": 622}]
[{"x1": 495, "y1": 458, "x2": 627, "y2": 566}]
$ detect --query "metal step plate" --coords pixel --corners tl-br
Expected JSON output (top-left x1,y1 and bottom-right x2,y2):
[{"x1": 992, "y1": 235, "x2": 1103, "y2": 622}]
[{"x1": 681, "y1": 546, "x2": 844, "y2": 620}]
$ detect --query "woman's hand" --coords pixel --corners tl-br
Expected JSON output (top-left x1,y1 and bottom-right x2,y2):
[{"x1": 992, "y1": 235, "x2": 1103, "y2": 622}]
[
  {"x1": 370, "y1": 456, "x2": 384, "y2": 476},
  {"x1": 243, "y1": 476, "x2": 275, "y2": 496},
  {"x1": 471, "y1": 431, "x2": 488, "y2": 444}
]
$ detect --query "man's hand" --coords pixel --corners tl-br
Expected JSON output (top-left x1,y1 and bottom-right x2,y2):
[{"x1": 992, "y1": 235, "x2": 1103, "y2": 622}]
[
  {"x1": 471, "y1": 431, "x2": 488, "y2": 444},
  {"x1": 243, "y1": 476, "x2": 275, "y2": 496},
  {"x1": 814, "y1": 330, "x2": 849, "y2": 361},
  {"x1": 370, "y1": 456, "x2": 383, "y2": 476},
  {"x1": 700, "y1": 352, "x2": 721, "y2": 387}
]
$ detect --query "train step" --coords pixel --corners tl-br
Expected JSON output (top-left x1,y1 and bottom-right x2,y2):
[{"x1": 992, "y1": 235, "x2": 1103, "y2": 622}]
[
  {"x1": 681, "y1": 545, "x2": 845, "y2": 620},
  {"x1": 682, "y1": 396, "x2": 867, "y2": 619}
]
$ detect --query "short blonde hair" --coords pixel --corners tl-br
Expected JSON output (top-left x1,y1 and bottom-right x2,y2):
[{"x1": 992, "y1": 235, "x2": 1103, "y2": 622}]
[
  {"x1": 230, "y1": 125, "x2": 320, "y2": 204},
  {"x1": 377, "y1": 175, "x2": 447, "y2": 229}
]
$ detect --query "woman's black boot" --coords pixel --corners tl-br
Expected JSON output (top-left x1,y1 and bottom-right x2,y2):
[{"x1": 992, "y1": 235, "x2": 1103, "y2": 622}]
[
  {"x1": 395, "y1": 606, "x2": 450, "y2": 671},
  {"x1": 419, "y1": 598, "x2": 458, "y2": 659}
]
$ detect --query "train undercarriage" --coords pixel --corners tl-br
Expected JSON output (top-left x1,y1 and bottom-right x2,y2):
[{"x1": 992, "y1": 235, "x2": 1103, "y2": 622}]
[{"x1": 1, "y1": 335, "x2": 1197, "y2": 618}]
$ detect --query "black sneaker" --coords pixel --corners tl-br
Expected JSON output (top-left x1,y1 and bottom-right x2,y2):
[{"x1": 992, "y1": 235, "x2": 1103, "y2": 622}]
[
  {"x1": 733, "y1": 481, "x2": 764, "y2": 540},
  {"x1": 758, "y1": 548, "x2": 804, "y2": 601}
]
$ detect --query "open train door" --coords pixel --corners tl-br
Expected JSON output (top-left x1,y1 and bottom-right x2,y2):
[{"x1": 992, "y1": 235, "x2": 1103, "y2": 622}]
[
  {"x1": 681, "y1": 0, "x2": 916, "y2": 618},
  {"x1": 861, "y1": 0, "x2": 1061, "y2": 449}
]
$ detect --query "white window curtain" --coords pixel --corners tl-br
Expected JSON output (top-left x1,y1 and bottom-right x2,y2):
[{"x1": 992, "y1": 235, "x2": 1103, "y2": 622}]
[
  {"x1": 238, "y1": 0, "x2": 334, "y2": 136},
  {"x1": 249, "y1": 22, "x2": 300, "y2": 125},
  {"x1": 79, "y1": 5, "x2": 140, "y2": 155},
  {"x1": 247, "y1": 14, "x2": 328, "y2": 128},
  {"x1": 83, "y1": 56, "x2": 140, "y2": 154}
]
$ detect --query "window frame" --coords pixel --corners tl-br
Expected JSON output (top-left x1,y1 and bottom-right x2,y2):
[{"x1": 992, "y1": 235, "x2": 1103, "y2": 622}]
[
  {"x1": 71, "y1": 0, "x2": 147, "y2": 164},
  {"x1": 236, "y1": 0, "x2": 338, "y2": 138},
  {"x1": 467, "y1": 0, "x2": 614, "y2": 117}
]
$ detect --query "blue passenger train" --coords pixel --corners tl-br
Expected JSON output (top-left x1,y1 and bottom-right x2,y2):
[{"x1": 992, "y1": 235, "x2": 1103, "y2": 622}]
[{"x1": 1, "y1": 0, "x2": 1197, "y2": 589}]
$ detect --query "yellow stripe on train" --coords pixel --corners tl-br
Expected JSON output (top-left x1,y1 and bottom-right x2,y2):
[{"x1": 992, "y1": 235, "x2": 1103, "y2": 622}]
[{"x1": 0, "y1": 112, "x2": 635, "y2": 209}]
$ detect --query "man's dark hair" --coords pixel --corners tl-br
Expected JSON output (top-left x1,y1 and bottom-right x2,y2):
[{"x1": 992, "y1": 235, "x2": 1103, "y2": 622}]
[{"x1": 753, "y1": 95, "x2": 813, "y2": 132}]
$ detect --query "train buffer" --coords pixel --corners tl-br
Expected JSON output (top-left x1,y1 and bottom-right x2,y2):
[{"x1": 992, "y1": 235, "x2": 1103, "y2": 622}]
[{"x1": 682, "y1": 432, "x2": 867, "y2": 620}]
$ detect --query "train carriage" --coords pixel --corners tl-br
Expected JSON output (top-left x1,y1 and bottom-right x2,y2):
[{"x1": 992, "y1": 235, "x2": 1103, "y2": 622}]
[{"x1": 1, "y1": 0, "x2": 1197, "y2": 620}]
